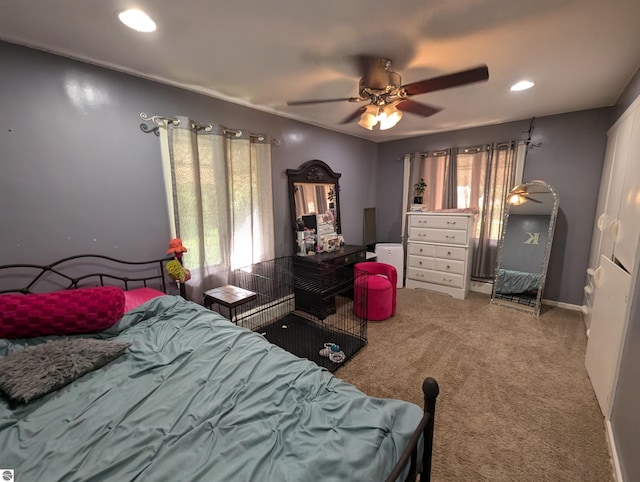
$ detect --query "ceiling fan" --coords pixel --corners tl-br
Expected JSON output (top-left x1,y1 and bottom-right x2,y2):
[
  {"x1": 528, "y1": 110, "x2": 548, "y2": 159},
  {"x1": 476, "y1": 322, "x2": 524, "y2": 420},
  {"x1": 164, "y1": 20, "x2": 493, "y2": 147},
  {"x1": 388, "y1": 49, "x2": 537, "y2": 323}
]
[
  {"x1": 509, "y1": 185, "x2": 543, "y2": 204},
  {"x1": 286, "y1": 56, "x2": 489, "y2": 130}
]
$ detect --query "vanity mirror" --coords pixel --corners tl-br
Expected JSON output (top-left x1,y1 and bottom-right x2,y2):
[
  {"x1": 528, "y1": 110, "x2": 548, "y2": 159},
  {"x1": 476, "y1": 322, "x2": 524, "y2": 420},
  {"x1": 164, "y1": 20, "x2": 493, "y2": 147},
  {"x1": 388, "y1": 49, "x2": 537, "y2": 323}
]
[
  {"x1": 491, "y1": 180, "x2": 559, "y2": 316},
  {"x1": 286, "y1": 160, "x2": 342, "y2": 250},
  {"x1": 286, "y1": 160, "x2": 367, "y2": 319}
]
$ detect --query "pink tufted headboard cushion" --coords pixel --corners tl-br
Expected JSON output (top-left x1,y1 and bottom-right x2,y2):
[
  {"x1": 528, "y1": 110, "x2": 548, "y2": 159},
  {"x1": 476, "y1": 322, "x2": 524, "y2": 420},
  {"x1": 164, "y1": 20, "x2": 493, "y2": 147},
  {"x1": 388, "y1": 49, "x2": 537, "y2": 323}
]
[{"x1": 0, "y1": 287, "x2": 125, "y2": 339}]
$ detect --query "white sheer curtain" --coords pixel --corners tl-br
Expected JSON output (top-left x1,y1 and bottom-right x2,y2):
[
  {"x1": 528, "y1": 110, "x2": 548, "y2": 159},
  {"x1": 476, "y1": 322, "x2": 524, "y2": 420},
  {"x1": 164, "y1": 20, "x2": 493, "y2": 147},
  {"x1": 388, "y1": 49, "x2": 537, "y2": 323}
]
[{"x1": 158, "y1": 116, "x2": 274, "y2": 301}]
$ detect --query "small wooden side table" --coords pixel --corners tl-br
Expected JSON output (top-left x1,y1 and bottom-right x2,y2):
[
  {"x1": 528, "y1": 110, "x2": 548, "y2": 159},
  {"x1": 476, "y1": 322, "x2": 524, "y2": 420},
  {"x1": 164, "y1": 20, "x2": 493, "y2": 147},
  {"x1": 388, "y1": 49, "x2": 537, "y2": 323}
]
[{"x1": 203, "y1": 285, "x2": 257, "y2": 324}]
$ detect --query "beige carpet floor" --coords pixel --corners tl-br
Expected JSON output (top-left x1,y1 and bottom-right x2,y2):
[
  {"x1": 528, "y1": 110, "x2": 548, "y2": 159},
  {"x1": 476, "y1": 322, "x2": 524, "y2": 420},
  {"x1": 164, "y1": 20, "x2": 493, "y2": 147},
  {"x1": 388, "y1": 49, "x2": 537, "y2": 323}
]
[{"x1": 335, "y1": 289, "x2": 614, "y2": 482}]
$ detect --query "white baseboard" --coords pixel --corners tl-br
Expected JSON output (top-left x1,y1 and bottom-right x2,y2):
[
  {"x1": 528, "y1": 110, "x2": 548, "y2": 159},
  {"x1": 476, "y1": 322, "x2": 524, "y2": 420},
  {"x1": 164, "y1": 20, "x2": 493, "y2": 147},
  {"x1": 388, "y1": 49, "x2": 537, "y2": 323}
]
[
  {"x1": 606, "y1": 419, "x2": 624, "y2": 482},
  {"x1": 541, "y1": 299, "x2": 582, "y2": 311}
]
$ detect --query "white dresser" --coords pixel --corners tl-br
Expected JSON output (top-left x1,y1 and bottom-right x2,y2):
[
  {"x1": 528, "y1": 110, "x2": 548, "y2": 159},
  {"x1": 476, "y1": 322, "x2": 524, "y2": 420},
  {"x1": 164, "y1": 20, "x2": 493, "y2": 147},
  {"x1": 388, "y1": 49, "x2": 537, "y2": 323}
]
[{"x1": 405, "y1": 212, "x2": 475, "y2": 299}]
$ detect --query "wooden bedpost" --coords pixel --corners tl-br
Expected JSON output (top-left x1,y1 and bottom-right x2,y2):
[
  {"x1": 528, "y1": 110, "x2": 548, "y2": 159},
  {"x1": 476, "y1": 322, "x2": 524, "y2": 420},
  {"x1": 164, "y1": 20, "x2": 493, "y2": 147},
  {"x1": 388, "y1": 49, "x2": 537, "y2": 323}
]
[{"x1": 421, "y1": 377, "x2": 439, "y2": 482}]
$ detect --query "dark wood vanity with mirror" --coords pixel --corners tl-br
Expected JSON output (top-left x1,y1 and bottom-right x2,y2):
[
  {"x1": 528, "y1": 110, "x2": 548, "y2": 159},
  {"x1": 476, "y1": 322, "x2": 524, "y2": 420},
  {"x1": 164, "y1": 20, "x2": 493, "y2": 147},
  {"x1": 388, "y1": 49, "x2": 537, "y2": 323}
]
[{"x1": 286, "y1": 160, "x2": 366, "y2": 319}]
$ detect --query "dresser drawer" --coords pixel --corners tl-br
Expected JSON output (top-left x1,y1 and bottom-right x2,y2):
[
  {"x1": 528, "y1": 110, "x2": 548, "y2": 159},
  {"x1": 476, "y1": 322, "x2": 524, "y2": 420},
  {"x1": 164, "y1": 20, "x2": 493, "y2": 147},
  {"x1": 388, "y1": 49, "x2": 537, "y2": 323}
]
[
  {"x1": 409, "y1": 227, "x2": 467, "y2": 245},
  {"x1": 407, "y1": 267, "x2": 464, "y2": 288},
  {"x1": 408, "y1": 243, "x2": 436, "y2": 257},
  {"x1": 434, "y1": 258, "x2": 465, "y2": 275},
  {"x1": 409, "y1": 215, "x2": 467, "y2": 230},
  {"x1": 408, "y1": 255, "x2": 435, "y2": 270},
  {"x1": 435, "y1": 245, "x2": 466, "y2": 261},
  {"x1": 324, "y1": 249, "x2": 366, "y2": 266}
]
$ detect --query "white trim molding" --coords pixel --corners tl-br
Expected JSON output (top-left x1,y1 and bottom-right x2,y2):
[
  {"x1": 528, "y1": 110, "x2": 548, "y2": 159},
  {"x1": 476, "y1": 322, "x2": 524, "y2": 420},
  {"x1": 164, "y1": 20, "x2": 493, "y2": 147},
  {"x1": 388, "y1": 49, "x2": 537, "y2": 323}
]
[
  {"x1": 541, "y1": 299, "x2": 582, "y2": 311},
  {"x1": 606, "y1": 419, "x2": 624, "y2": 482}
]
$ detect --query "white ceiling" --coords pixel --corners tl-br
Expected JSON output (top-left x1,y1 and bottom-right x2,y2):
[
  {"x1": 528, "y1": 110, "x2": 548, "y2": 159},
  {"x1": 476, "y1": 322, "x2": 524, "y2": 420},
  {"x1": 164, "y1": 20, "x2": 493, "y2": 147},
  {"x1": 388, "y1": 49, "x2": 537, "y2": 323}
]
[{"x1": 1, "y1": 0, "x2": 639, "y2": 142}]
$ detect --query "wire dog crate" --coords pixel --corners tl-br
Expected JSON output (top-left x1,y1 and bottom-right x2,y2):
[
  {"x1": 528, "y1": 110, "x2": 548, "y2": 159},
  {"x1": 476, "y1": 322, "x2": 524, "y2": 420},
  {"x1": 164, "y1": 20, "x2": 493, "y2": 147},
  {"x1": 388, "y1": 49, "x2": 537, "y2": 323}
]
[{"x1": 232, "y1": 256, "x2": 367, "y2": 372}]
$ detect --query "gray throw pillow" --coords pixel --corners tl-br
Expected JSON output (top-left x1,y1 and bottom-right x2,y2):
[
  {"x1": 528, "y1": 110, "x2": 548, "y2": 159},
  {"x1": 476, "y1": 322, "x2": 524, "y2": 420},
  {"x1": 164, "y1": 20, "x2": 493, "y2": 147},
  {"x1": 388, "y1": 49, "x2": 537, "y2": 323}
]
[{"x1": 0, "y1": 338, "x2": 131, "y2": 403}]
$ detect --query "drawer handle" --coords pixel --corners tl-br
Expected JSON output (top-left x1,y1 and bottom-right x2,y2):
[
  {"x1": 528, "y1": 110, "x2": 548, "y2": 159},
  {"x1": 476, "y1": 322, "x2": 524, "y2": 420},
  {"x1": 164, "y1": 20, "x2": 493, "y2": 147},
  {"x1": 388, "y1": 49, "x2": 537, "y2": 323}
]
[
  {"x1": 446, "y1": 221, "x2": 457, "y2": 225},
  {"x1": 418, "y1": 261, "x2": 422, "y2": 265},
  {"x1": 445, "y1": 235, "x2": 455, "y2": 240},
  {"x1": 442, "y1": 278, "x2": 453, "y2": 283},
  {"x1": 344, "y1": 257, "x2": 351, "y2": 264},
  {"x1": 419, "y1": 248, "x2": 423, "y2": 253},
  {"x1": 446, "y1": 265, "x2": 451, "y2": 269},
  {"x1": 447, "y1": 251, "x2": 452, "y2": 256},
  {"x1": 416, "y1": 273, "x2": 425, "y2": 278}
]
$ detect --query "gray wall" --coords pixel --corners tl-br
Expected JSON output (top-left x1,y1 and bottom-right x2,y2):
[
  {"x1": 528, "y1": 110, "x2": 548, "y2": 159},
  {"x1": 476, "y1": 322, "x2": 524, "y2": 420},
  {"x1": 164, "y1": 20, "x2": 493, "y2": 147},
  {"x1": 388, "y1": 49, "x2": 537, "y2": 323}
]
[
  {"x1": 376, "y1": 109, "x2": 612, "y2": 305},
  {"x1": 610, "y1": 64, "x2": 640, "y2": 482},
  {"x1": 0, "y1": 41, "x2": 377, "y2": 267}
]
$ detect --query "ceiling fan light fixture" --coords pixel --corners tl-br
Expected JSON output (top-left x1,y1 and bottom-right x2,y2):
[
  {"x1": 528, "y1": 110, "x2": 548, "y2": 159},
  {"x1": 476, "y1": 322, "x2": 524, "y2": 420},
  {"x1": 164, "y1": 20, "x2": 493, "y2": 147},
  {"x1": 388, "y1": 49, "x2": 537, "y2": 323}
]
[
  {"x1": 118, "y1": 9, "x2": 156, "y2": 32},
  {"x1": 510, "y1": 80, "x2": 534, "y2": 92},
  {"x1": 358, "y1": 105, "x2": 379, "y2": 130},
  {"x1": 379, "y1": 104, "x2": 403, "y2": 130},
  {"x1": 509, "y1": 193, "x2": 525, "y2": 205}
]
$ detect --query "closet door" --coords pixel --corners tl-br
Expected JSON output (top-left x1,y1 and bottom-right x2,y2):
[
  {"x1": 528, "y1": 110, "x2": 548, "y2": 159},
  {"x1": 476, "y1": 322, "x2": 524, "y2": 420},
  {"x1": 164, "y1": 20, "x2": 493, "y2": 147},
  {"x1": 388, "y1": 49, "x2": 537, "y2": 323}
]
[
  {"x1": 613, "y1": 107, "x2": 640, "y2": 273},
  {"x1": 584, "y1": 122, "x2": 624, "y2": 325},
  {"x1": 588, "y1": 123, "x2": 622, "y2": 270},
  {"x1": 585, "y1": 256, "x2": 632, "y2": 416},
  {"x1": 600, "y1": 112, "x2": 634, "y2": 263}
]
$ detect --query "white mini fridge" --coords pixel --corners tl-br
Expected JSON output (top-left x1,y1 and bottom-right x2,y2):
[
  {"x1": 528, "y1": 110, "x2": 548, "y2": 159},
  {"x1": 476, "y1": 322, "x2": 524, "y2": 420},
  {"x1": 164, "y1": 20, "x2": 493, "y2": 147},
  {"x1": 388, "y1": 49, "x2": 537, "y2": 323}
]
[{"x1": 374, "y1": 243, "x2": 404, "y2": 288}]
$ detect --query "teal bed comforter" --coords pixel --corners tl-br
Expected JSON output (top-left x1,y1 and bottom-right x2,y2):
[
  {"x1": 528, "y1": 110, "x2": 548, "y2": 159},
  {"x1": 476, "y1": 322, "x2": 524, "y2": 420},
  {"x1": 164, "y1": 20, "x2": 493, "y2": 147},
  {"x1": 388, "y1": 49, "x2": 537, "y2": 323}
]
[{"x1": 0, "y1": 296, "x2": 422, "y2": 482}]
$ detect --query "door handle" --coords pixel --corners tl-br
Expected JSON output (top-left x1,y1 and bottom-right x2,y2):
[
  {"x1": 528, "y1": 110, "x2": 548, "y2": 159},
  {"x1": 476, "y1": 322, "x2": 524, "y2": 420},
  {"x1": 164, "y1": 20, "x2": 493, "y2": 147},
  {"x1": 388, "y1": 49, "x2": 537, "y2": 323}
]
[{"x1": 597, "y1": 213, "x2": 608, "y2": 232}]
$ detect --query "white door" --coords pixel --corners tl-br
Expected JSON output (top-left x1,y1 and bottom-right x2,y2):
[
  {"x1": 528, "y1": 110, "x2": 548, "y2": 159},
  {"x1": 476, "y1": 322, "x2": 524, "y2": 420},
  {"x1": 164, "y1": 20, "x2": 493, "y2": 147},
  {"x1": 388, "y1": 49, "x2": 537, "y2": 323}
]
[
  {"x1": 600, "y1": 112, "x2": 634, "y2": 263},
  {"x1": 585, "y1": 256, "x2": 632, "y2": 417},
  {"x1": 613, "y1": 107, "x2": 640, "y2": 273},
  {"x1": 583, "y1": 123, "x2": 623, "y2": 326}
]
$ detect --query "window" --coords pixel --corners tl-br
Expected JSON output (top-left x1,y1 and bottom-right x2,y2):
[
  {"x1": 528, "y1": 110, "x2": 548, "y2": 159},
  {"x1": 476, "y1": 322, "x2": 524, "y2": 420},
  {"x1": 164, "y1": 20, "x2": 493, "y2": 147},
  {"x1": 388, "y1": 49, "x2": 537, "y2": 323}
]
[
  {"x1": 158, "y1": 117, "x2": 275, "y2": 300},
  {"x1": 405, "y1": 141, "x2": 525, "y2": 279}
]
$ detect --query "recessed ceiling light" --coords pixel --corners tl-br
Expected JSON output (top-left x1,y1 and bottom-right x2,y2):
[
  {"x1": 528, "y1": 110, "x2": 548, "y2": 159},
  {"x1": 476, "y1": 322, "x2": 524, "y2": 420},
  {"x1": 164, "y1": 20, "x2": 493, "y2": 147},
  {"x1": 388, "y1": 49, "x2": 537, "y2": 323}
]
[
  {"x1": 118, "y1": 9, "x2": 156, "y2": 32},
  {"x1": 510, "y1": 80, "x2": 535, "y2": 92}
]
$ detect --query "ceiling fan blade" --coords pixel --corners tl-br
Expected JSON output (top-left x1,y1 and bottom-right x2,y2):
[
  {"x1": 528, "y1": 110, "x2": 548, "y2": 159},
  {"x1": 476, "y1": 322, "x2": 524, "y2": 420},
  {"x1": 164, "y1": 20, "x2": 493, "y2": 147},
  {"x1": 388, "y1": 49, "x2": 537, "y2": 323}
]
[
  {"x1": 396, "y1": 99, "x2": 442, "y2": 118},
  {"x1": 402, "y1": 65, "x2": 489, "y2": 96},
  {"x1": 523, "y1": 194, "x2": 543, "y2": 203},
  {"x1": 287, "y1": 97, "x2": 363, "y2": 106},
  {"x1": 339, "y1": 107, "x2": 367, "y2": 124}
]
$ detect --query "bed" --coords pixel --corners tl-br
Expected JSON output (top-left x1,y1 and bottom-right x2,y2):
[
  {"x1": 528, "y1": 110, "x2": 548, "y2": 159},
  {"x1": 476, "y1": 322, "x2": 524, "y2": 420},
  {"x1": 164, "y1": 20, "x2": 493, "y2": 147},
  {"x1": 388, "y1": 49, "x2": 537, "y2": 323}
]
[{"x1": 0, "y1": 255, "x2": 438, "y2": 482}]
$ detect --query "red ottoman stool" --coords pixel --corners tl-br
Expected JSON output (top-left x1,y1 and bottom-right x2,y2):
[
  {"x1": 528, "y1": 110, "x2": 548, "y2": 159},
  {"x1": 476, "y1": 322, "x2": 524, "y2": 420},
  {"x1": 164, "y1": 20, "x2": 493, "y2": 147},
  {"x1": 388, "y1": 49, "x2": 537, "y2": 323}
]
[{"x1": 353, "y1": 262, "x2": 397, "y2": 321}]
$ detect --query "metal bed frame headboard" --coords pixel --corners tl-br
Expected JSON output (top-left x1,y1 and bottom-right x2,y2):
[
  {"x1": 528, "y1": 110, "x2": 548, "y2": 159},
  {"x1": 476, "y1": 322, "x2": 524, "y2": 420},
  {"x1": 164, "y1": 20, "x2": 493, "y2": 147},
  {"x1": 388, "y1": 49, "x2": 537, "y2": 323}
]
[{"x1": 0, "y1": 254, "x2": 184, "y2": 297}]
